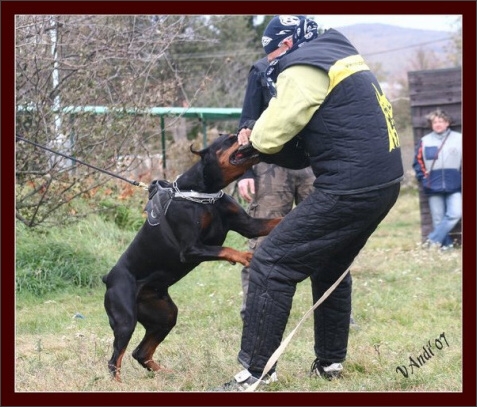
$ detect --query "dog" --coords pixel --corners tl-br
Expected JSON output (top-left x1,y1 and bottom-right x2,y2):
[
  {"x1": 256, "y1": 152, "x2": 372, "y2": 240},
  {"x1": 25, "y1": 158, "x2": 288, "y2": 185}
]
[{"x1": 102, "y1": 133, "x2": 283, "y2": 382}]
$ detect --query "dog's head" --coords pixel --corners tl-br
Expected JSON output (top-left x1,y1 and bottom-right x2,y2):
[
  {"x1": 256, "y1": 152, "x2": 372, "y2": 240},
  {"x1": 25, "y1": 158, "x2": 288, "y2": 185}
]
[
  {"x1": 185, "y1": 133, "x2": 309, "y2": 193},
  {"x1": 188, "y1": 133, "x2": 259, "y2": 192}
]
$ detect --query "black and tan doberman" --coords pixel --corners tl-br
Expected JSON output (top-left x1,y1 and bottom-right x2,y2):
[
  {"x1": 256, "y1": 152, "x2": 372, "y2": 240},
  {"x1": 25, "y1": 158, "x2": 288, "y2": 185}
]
[{"x1": 102, "y1": 133, "x2": 285, "y2": 382}]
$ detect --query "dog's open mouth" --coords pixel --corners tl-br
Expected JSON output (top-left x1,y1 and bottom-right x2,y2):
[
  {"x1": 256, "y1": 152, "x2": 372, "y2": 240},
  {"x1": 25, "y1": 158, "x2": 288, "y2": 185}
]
[{"x1": 229, "y1": 144, "x2": 260, "y2": 166}]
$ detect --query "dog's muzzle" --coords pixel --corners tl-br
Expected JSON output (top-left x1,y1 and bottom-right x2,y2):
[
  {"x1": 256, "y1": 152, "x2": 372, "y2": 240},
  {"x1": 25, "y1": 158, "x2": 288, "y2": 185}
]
[{"x1": 229, "y1": 144, "x2": 260, "y2": 166}]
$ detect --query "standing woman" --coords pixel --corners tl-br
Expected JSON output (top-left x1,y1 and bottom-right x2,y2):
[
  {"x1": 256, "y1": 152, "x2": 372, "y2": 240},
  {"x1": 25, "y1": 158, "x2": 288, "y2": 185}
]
[{"x1": 413, "y1": 109, "x2": 462, "y2": 249}]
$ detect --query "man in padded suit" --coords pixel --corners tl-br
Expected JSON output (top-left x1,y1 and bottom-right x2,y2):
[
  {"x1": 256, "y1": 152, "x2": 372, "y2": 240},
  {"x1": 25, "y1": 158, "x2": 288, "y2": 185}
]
[{"x1": 217, "y1": 15, "x2": 403, "y2": 391}]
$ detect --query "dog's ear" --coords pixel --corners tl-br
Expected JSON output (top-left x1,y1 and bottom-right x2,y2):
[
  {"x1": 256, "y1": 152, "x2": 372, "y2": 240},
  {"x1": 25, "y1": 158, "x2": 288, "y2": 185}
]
[
  {"x1": 190, "y1": 133, "x2": 237, "y2": 158},
  {"x1": 190, "y1": 144, "x2": 207, "y2": 157}
]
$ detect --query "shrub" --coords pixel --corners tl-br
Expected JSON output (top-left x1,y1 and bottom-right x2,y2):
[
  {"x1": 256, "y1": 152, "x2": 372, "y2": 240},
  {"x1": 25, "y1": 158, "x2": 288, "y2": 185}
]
[{"x1": 15, "y1": 217, "x2": 136, "y2": 295}]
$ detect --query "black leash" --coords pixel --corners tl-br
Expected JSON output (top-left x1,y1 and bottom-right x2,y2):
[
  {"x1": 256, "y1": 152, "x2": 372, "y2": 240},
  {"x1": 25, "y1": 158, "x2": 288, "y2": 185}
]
[{"x1": 16, "y1": 134, "x2": 149, "y2": 190}]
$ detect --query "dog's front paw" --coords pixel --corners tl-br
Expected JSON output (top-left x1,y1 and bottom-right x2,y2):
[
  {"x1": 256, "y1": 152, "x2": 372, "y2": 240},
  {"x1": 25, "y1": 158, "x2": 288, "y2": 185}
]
[
  {"x1": 225, "y1": 249, "x2": 253, "y2": 267},
  {"x1": 239, "y1": 251, "x2": 253, "y2": 267}
]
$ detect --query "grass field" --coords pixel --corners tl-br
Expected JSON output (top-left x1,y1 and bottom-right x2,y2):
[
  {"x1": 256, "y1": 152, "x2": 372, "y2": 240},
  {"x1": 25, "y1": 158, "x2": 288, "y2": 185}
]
[{"x1": 14, "y1": 188, "x2": 463, "y2": 396}]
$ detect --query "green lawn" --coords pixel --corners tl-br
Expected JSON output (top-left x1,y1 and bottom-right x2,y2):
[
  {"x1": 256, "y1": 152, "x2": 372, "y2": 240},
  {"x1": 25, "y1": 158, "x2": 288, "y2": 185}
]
[{"x1": 14, "y1": 189, "x2": 464, "y2": 395}]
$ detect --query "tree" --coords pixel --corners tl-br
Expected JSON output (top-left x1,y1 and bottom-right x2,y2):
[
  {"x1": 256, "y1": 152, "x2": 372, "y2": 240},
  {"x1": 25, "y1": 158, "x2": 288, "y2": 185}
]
[
  {"x1": 15, "y1": 15, "x2": 259, "y2": 227},
  {"x1": 447, "y1": 17, "x2": 462, "y2": 67},
  {"x1": 166, "y1": 15, "x2": 263, "y2": 109}
]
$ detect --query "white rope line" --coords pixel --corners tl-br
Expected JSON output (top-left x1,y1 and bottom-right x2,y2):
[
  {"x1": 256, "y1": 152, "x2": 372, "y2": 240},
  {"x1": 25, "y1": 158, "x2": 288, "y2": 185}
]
[{"x1": 245, "y1": 267, "x2": 351, "y2": 392}]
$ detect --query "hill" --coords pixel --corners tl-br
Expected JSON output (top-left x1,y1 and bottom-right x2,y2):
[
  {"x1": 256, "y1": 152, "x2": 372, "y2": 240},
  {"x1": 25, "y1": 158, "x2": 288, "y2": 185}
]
[{"x1": 332, "y1": 23, "x2": 456, "y2": 80}]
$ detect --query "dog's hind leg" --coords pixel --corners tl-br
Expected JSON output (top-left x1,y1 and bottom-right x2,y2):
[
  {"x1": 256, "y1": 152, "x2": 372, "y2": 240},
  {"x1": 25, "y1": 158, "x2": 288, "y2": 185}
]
[
  {"x1": 132, "y1": 285, "x2": 178, "y2": 373},
  {"x1": 103, "y1": 268, "x2": 137, "y2": 382}
]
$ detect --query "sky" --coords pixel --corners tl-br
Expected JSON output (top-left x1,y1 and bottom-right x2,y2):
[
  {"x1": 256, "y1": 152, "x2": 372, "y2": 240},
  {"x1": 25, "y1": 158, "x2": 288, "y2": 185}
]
[{"x1": 314, "y1": 15, "x2": 461, "y2": 33}]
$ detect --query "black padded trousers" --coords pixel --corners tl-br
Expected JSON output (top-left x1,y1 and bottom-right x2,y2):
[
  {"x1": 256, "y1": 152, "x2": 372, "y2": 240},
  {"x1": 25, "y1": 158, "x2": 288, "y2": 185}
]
[{"x1": 238, "y1": 183, "x2": 400, "y2": 373}]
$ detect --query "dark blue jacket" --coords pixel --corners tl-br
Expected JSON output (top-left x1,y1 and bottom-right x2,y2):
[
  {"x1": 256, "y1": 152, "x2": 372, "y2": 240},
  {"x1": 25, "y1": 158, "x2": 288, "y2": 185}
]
[
  {"x1": 412, "y1": 129, "x2": 462, "y2": 194},
  {"x1": 239, "y1": 57, "x2": 272, "y2": 180},
  {"x1": 239, "y1": 57, "x2": 271, "y2": 129}
]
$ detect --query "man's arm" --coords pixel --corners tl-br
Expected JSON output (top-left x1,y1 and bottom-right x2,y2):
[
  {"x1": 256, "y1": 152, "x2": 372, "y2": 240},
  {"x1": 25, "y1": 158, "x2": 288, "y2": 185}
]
[{"x1": 250, "y1": 65, "x2": 329, "y2": 154}]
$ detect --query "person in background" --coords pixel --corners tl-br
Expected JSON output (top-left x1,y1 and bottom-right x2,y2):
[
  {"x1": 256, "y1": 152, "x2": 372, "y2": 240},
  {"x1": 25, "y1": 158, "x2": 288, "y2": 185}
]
[
  {"x1": 217, "y1": 15, "x2": 403, "y2": 391},
  {"x1": 413, "y1": 109, "x2": 462, "y2": 250},
  {"x1": 236, "y1": 52, "x2": 315, "y2": 322}
]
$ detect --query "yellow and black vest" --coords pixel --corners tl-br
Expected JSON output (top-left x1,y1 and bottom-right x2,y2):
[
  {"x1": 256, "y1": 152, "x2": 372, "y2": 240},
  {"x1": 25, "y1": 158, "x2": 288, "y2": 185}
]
[{"x1": 277, "y1": 29, "x2": 403, "y2": 193}]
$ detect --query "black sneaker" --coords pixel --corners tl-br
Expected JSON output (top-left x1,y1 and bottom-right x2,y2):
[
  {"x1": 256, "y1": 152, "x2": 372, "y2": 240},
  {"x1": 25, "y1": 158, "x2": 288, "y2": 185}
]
[
  {"x1": 213, "y1": 369, "x2": 278, "y2": 391},
  {"x1": 310, "y1": 359, "x2": 343, "y2": 380}
]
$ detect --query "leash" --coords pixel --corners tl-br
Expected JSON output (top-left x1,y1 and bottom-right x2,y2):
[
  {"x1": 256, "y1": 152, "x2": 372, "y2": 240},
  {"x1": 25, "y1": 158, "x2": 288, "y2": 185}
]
[
  {"x1": 16, "y1": 134, "x2": 149, "y2": 191},
  {"x1": 245, "y1": 267, "x2": 351, "y2": 392}
]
